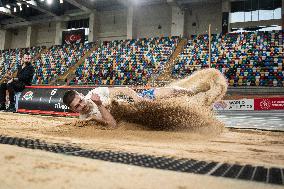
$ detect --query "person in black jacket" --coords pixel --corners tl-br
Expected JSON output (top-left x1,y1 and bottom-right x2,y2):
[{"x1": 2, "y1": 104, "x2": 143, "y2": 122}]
[{"x1": 0, "y1": 52, "x2": 35, "y2": 112}]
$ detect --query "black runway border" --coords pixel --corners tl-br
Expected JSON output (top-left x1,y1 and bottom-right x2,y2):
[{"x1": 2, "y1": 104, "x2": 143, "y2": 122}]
[{"x1": 0, "y1": 135, "x2": 283, "y2": 185}]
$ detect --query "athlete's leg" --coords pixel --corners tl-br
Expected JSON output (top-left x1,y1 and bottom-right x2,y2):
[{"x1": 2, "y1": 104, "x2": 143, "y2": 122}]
[
  {"x1": 166, "y1": 68, "x2": 228, "y2": 106},
  {"x1": 153, "y1": 87, "x2": 195, "y2": 99},
  {"x1": 109, "y1": 68, "x2": 227, "y2": 106},
  {"x1": 109, "y1": 87, "x2": 175, "y2": 102},
  {"x1": 129, "y1": 68, "x2": 228, "y2": 101}
]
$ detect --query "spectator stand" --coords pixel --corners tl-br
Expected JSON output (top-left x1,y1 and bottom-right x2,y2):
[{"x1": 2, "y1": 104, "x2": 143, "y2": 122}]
[
  {"x1": 72, "y1": 37, "x2": 180, "y2": 86},
  {"x1": 50, "y1": 42, "x2": 98, "y2": 85},
  {"x1": 172, "y1": 31, "x2": 283, "y2": 87},
  {"x1": 32, "y1": 42, "x2": 95, "y2": 85}
]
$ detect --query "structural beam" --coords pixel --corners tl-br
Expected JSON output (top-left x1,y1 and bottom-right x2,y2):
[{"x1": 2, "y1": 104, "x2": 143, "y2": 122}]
[
  {"x1": 64, "y1": 0, "x2": 92, "y2": 12},
  {"x1": 222, "y1": 0, "x2": 230, "y2": 33},
  {"x1": 1, "y1": 14, "x2": 70, "y2": 29},
  {"x1": 0, "y1": 29, "x2": 7, "y2": 50},
  {"x1": 88, "y1": 11, "x2": 98, "y2": 42},
  {"x1": 167, "y1": 0, "x2": 183, "y2": 9},
  {"x1": 176, "y1": 0, "x2": 219, "y2": 3},
  {"x1": 18, "y1": 0, "x2": 58, "y2": 17},
  {"x1": 0, "y1": 6, "x2": 28, "y2": 21},
  {"x1": 281, "y1": 0, "x2": 284, "y2": 30},
  {"x1": 116, "y1": 0, "x2": 131, "y2": 8},
  {"x1": 167, "y1": 0, "x2": 176, "y2": 5},
  {"x1": 171, "y1": 4, "x2": 184, "y2": 36}
]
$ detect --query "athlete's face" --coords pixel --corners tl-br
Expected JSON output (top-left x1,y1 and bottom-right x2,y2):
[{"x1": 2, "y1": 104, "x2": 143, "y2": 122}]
[{"x1": 69, "y1": 94, "x2": 90, "y2": 113}]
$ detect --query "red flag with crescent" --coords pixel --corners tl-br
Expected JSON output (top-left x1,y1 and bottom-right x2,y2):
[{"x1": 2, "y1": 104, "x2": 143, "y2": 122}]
[{"x1": 62, "y1": 29, "x2": 85, "y2": 45}]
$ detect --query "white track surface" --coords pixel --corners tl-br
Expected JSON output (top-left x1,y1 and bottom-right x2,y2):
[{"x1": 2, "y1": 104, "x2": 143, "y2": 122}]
[{"x1": 217, "y1": 111, "x2": 284, "y2": 131}]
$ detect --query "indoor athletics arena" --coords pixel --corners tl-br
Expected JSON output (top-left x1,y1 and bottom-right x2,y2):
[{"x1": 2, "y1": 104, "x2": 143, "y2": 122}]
[{"x1": 0, "y1": 0, "x2": 283, "y2": 188}]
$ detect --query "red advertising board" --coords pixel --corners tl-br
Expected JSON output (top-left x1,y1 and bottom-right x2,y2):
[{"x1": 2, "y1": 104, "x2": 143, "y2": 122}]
[{"x1": 254, "y1": 98, "x2": 284, "y2": 110}]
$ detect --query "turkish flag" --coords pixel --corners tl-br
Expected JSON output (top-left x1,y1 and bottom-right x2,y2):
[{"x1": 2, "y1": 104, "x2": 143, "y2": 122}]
[
  {"x1": 68, "y1": 34, "x2": 81, "y2": 42},
  {"x1": 62, "y1": 29, "x2": 85, "y2": 45}
]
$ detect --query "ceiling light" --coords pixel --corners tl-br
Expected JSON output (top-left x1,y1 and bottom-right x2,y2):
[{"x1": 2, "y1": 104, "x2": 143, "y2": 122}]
[
  {"x1": 6, "y1": 5, "x2": 11, "y2": 9},
  {"x1": 47, "y1": 0, "x2": 53, "y2": 5},
  {"x1": 17, "y1": 3, "x2": 21, "y2": 6},
  {"x1": 27, "y1": 5, "x2": 29, "y2": 7},
  {"x1": 60, "y1": 0, "x2": 63, "y2": 3}
]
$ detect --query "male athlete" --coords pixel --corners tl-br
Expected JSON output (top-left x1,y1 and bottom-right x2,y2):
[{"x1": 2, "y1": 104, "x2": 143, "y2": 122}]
[{"x1": 63, "y1": 68, "x2": 227, "y2": 127}]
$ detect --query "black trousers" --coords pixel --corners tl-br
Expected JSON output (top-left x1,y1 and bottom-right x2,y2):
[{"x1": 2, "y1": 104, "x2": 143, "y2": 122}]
[{"x1": 0, "y1": 81, "x2": 25, "y2": 105}]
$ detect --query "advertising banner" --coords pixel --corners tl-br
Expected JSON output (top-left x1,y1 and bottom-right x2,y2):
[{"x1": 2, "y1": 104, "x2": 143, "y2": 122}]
[
  {"x1": 254, "y1": 98, "x2": 284, "y2": 110},
  {"x1": 18, "y1": 86, "x2": 283, "y2": 115},
  {"x1": 213, "y1": 99, "x2": 254, "y2": 111},
  {"x1": 18, "y1": 86, "x2": 138, "y2": 115},
  {"x1": 18, "y1": 86, "x2": 94, "y2": 114}
]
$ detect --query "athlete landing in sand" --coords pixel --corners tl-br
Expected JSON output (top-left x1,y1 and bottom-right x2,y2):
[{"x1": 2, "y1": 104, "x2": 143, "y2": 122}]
[{"x1": 63, "y1": 68, "x2": 227, "y2": 128}]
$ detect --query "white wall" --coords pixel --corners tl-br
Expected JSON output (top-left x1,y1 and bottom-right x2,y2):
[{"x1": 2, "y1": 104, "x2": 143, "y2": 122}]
[
  {"x1": 34, "y1": 22, "x2": 56, "y2": 47},
  {"x1": 184, "y1": 2, "x2": 222, "y2": 36},
  {"x1": 0, "y1": 30, "x2": 7, "y2": 50},
  {"x1": 171, "y1": 5, "x2": 185, "y2": 36},
  {"x1": 96, "y1": 9, "x2": 127, "y2": 41},
  {"x1": 95, "y1": 4, "x2": 173, "y2": 40},
  {"x1": 4, "y1": 31, "x2": 12, "y2": 50},
  {"x1": 2, "y1": 2, "x2": 225, "y2": 48},
  {"x1": 136, "y1": 4, "x2": 172, "y2": 38},
  {"x1": 10, "y1": 27, "x2": 27, "y2": 49}
]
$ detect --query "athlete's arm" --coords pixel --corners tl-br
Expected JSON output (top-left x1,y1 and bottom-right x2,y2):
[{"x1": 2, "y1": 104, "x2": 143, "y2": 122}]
[{"x1": 91, "y1": 93, "x2": 117, "y2": 128}]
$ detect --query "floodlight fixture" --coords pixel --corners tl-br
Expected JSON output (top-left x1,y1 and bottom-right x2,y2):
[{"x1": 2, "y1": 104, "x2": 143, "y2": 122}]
[{"x1": 47, "y1": 0, "x2": 53, "y2": 5}]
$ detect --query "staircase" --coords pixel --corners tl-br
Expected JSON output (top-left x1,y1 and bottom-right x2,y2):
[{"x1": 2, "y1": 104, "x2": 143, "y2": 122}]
[
  {"x1": 50, "y1": 43, "x2": 99, "y2": 85},
  {"x1": 157, "y1": 38, "x2": 187, "y2": 83}
]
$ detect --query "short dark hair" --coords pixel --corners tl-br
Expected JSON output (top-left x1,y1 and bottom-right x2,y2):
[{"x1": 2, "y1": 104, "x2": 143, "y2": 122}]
[{"x1": 63, "y1": 90, "x2": 78, "y2": 107}]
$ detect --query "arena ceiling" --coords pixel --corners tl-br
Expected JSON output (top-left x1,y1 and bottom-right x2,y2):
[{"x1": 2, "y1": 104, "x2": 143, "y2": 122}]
[{"x1": 0, "y1": 0, "x2": 271, "y2": 29}]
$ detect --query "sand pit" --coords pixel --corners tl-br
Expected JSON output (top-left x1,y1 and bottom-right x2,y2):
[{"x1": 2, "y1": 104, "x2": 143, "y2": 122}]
[
  {"x1": 0, "y1": 112, "x2": 283, "y2": 168},
  {"x1": 2, "y1": 144, "x2": 282, "y2": 189}
]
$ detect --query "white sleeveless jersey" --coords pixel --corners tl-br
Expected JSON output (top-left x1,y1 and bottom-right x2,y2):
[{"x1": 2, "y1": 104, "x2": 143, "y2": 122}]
[{"x1": 79, "y1": 87, "x2": 110, "y2": 120}]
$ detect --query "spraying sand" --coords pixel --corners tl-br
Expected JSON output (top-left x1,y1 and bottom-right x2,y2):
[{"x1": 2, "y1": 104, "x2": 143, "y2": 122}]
[
  {"x1": 65, "y1": 68, "x2": 228, "y2": 133},
  {"x1": 109, "y1": 97, "x2": 224, "y2": 133}
]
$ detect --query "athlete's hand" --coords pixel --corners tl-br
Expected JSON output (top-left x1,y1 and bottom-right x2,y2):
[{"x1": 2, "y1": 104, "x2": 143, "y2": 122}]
[{"x1": 91, "y1": 93, "x2": 102, "y2": 106}]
